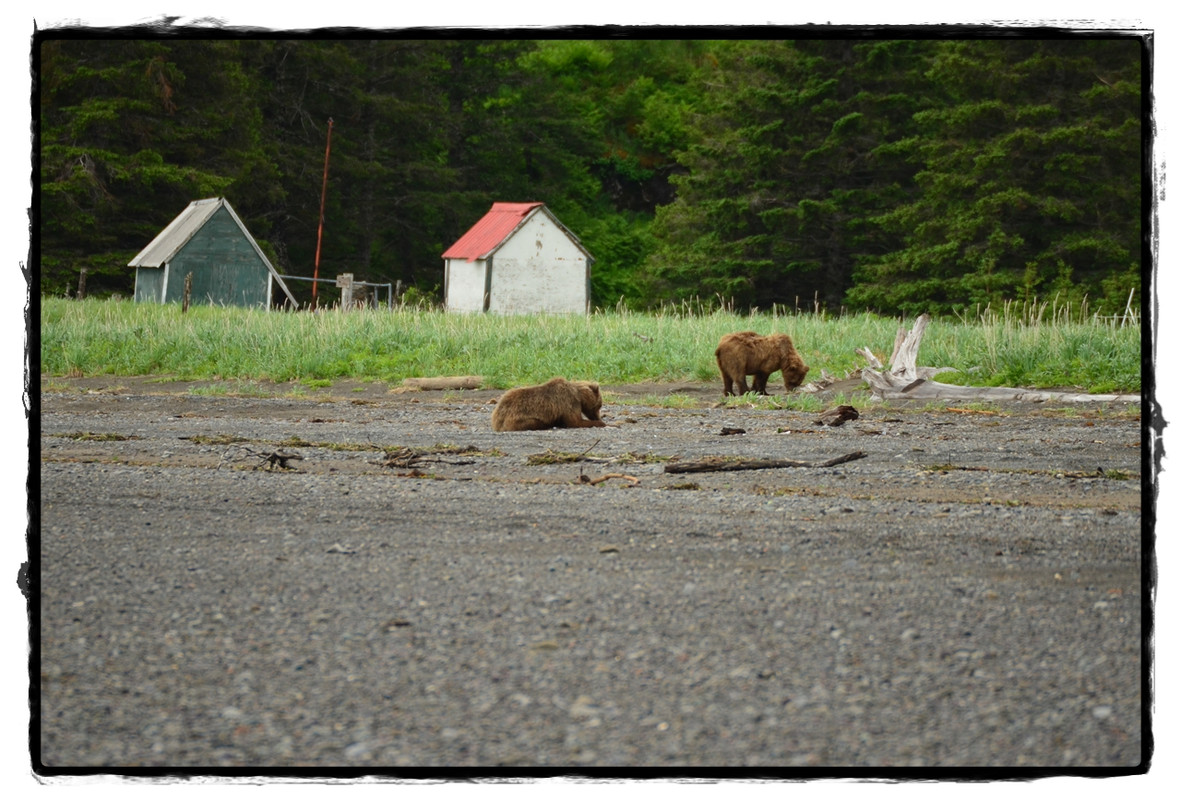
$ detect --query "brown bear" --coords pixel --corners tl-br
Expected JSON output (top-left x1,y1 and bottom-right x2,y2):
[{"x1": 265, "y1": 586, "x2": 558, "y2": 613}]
[
  {"x1": 490, "y1": 377, "x2": 607, "y2": 431},
  {"x1": 715, "y1": 331, "x2": 809, "y2": 397}
]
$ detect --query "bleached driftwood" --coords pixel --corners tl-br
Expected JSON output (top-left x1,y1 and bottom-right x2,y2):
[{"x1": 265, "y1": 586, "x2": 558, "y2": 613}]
[
  {"x1": 579, "y1": 472, "x2": 642, "y2": 486},
  {"x1": 401, "y1": 375, "x2": 484, "y2": 391},
  {"x1": 857, "y1": 314, "x2": 1139, "y2": 403}
]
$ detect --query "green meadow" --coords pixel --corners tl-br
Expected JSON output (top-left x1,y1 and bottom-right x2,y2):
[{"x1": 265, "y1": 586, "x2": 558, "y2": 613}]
[{"x1": 39, "y1": 297, "x2": 1141, "y2": 396}]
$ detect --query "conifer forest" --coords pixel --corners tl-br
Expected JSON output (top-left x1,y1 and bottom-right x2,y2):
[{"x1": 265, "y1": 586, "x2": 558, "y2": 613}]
[{"x1": 38, "y1": 34, "x2": 1146, "y2": 316}]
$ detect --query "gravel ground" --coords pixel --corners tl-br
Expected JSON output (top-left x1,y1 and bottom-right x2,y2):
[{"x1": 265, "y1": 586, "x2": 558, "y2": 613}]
[{"x1": 36, "y1": 376, "x2": 1146, "y2": 773}]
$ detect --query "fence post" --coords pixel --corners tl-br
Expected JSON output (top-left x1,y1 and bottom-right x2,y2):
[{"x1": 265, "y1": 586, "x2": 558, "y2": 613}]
[
  {"x1": 76, "y1": 268, "x2": 87, "y2": 300},
  {"x1": 336, "y1": 273, "x2": 354, "y2": 309},
  {"x1": 182, "y1": 272, "x2": 193, "y2": 313}
]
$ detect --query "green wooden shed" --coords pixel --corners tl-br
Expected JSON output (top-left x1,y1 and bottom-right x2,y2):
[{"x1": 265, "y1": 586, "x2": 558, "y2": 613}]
[{"x1": 129, "y1": 197, "x2": 296, "y2": 308}]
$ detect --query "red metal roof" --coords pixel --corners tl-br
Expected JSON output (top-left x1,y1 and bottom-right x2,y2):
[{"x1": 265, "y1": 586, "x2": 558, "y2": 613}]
[{"x1": 442, "y1": 202, "x2": 545, "y2": 261}]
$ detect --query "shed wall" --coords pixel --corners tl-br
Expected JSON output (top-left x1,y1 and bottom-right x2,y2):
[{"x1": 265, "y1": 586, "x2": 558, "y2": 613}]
[
  {"x1": 163, "y1": 207, "x2": 272, "y2": 307},
  {"x1": 487, "y1": 213, "x2": 588, "y2": 314},
  {"x1": 445, "y1": 258, "x2": 490, "y2": 312},
  {"x1": 134, "y1": 267, "x2": 165, "y2": 303}
]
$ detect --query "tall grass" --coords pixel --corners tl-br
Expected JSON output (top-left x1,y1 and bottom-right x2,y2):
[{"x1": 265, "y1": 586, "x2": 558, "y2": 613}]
[{"x1": 39, "y1": 297, "x2": 1142, "y2": 394}]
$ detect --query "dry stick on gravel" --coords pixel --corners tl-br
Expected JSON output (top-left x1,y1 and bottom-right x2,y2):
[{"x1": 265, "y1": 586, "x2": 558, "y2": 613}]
[
  {"x1": 231, "y1": 447, "x2": 304, "y2": 471},
  {"x1": 526, "y1": 439, "x2": 607, "y2": 465},
  {"x1": 213, "y1": 443, "x2": 307, "y2": 471},
  {"x1": 579, "y1": 472, "x2": 642, "y2": 486},
  {"x1": 381, "y1": 446, "x2": 480, "y2": 469},
  {"x1": 664, "y1": 451, "x2": 867, "y2": 474}
]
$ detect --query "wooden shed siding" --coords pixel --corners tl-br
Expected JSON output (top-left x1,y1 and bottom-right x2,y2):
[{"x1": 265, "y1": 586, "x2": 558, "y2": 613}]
[
  {"x1": 133, "y1": 267, "x2": 166, "y2": 303},
  {"x1": 130, "y1": 200, "x2": 296, "y2": 308},
  {"x1": 162, "y1": 207, "x2": 272, "y2": 307}
]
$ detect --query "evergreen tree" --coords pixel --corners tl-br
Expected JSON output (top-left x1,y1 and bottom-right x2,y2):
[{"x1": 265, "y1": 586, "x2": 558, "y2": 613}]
[
  {"x1": 442, "y1": 40, "x2": 620, "y2": 304},
  {"x1": 645, "y1": 39, "x2": 935, "y2": 311},
  {"x1": 39, "y1": 39, "x2": 270, "y2": 295},
  {"x1": 317, "y1": 40, "x2": 455, "y2": 290},
  {"x1": 848, "y1": 38, "x2": 1142, "y2": 315},
  {"x1": 520, "y1": 39, "x2": 713, "y2": 306},
  {"x1": 247, "y1": 39, "x2": 459, "y2": 302}
]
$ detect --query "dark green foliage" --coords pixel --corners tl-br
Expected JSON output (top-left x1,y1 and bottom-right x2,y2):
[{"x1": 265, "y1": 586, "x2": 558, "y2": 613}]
[
  {"x1": 646, "y1": 37, "x2": 1142, "y2": 317},
  {"x1": 250, "y1": 40, "x2": 459, "y2": 301},
  {"x1": 40, "y1": 40, "x2": 275, "y2": 295},
  {"x1": 847, "y1": 39, "x2": 1142, "y2": 316},
  {"x1": 37, "y1": 34, "x2": 1144, "y2": 318},
  {"x1": 646, "y1": 39, "x2": 941, "y2": 310}
]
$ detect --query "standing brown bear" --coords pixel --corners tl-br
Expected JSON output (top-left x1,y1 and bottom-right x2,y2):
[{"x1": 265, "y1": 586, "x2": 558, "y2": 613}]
[
  {"x1": 715, "y1": 331, "x2": 809, "y2": 397},
  {"x1": 491, "y1": 377, "x2": 607, "y2": 431}
]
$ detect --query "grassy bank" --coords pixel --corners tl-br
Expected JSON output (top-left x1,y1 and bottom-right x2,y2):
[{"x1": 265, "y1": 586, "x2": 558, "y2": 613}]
[{"x1": 39, "y1": 297, "x2": 1142, "y2": 395}]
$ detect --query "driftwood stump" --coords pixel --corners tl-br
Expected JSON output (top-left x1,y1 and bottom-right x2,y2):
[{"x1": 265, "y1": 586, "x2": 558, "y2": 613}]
[
  {"x1": 857, "y1": 315, "x2": 1139, "y2": 404},
  {"x1": 814, "y1": 405, "x2": 859, "y2": 427}
]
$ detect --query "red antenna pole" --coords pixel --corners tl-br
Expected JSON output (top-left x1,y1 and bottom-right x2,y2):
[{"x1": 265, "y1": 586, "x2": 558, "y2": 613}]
[{"x1": 311, "y1": 117, "x2": 334, "y2": 307}]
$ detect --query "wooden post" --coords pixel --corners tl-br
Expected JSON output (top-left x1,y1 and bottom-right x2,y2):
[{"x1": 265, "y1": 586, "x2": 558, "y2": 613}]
[
  {"x1": 76, "y1": 268, "x2": 87, "y2": 300},
  {"x1": 335, "y1": 273, "x2": 354, "y2": 309},
  {"x1": 182, "y1": 272, "x2": 193, "y2": 313}
]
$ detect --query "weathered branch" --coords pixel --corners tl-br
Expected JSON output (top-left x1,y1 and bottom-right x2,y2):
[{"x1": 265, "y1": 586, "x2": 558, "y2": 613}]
[
  {"x1": 382, "y1": 445, "x2": 481, "y2": 469},
  {"x1": 664, "y1": 451, "x2": 867, "y2": 474},
  {"x1": 579, "y1": 472, "x2": 642, "y2": 486},
  {"x1": 858, "y1": 315, "x2": 1139, "y2": 404},
  {"x1": 814, "y1": 405, "x2": 859, "y2": 427},
  {"x1": 863, "y1": 377, "x2": 1140, "y2": 404},
  {"x1": 229, "y1": 446, "x2": 304, "y2": 471}
]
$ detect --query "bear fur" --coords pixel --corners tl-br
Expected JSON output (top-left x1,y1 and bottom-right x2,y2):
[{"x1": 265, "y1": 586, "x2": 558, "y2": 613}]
[
  {"x1": 491, "y1": 378, "x2": 607, "y2": 431},
  {"x1": 715, "y1": 331, "x2": 809, "y2": 397}
]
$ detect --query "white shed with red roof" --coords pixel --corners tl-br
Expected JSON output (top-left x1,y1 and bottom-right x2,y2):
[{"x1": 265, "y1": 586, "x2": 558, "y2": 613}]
[{"x1": 442, "y1": 202, "x2": 593, "y2": 314}]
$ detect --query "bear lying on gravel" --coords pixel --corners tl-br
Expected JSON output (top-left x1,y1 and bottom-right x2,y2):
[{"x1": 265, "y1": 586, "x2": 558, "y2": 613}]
[
  {"x1": 491, "y1": 377, "x2": 607, "y2": 431},
  {"x1": 715, "y1": 331, "x2": 809, "y2": 397}
]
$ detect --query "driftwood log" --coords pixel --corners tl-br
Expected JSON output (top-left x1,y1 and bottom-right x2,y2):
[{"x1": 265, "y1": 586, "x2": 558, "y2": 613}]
[
  {"x1": 401, "y1": 376, "x2": 484, "y2": 391},
  {"x1": 664, "y1": 451, "x2": 867, "y2": 474},
  {"x1": 857, "y1": 315, "x2": 1139, "y2": 404}
]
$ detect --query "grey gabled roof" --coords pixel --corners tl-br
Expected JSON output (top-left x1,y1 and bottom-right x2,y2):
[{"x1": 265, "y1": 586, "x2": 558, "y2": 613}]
[
  {"x1": 128, "y1": 197, "x2": 296, "y2": 306},
  {"x1": 129, "y1": 197, "x2": 221, "y2": 268}
]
